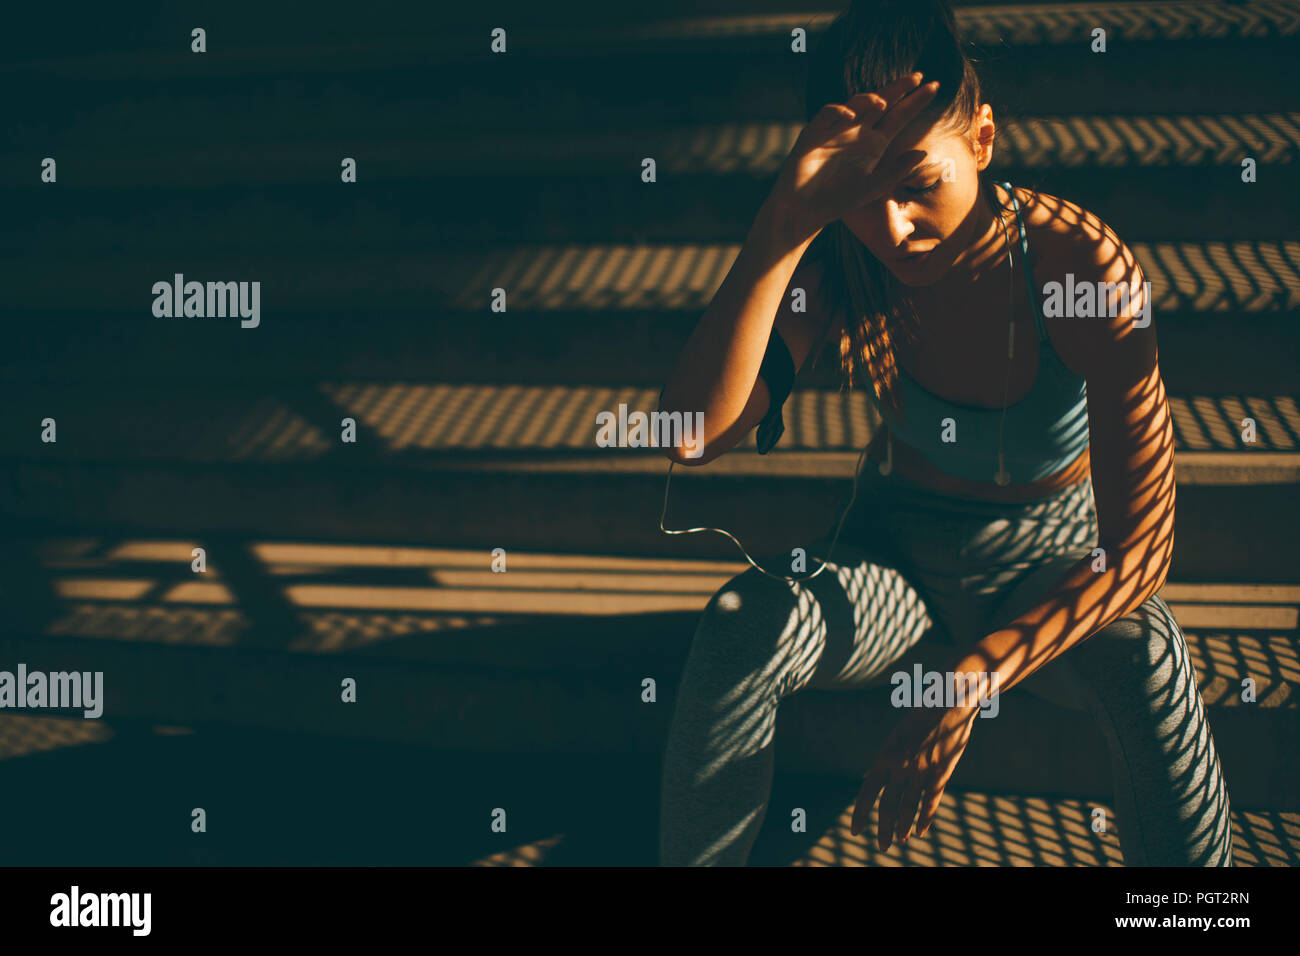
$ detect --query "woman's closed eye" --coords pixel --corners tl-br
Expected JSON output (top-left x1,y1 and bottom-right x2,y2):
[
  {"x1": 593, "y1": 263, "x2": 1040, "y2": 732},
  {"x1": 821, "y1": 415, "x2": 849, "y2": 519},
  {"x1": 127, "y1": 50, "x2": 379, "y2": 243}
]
[{"x1": 905, "y1": 180, "x2": 943, "y2": 196}]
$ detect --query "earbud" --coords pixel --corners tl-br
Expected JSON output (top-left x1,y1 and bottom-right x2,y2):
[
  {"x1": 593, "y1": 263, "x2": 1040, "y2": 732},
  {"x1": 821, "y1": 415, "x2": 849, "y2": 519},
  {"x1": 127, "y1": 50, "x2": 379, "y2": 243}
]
[{"x1": 995, "y1": 450, "x2": 1010, "y2": 486}]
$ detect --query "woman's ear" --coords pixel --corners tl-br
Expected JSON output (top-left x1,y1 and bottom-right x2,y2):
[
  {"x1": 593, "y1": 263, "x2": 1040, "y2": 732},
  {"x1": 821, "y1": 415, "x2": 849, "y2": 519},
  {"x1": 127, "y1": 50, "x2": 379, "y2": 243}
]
[{"x1": 970, "y1": 103, "x2": 997, "y2": 172}]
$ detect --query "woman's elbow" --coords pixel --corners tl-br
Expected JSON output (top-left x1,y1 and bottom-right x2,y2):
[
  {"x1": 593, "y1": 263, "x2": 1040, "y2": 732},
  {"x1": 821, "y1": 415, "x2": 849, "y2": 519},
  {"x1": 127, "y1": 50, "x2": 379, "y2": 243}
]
[
  {"x1": 663, "y1": 445, "x2": 718, "y2": 467},
  {"x1": 660, "y1": 421, "x2": 732, "y2": 465},
  {"x1": 652, "y1": 399, "x2": 718, "y2": 465}
]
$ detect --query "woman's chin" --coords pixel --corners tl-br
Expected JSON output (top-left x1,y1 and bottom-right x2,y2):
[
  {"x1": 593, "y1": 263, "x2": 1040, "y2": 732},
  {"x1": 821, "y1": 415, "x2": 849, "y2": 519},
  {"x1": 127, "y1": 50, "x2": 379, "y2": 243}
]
[{"x1": 868, "y1": 241, "x2": 953, "y2": 286}]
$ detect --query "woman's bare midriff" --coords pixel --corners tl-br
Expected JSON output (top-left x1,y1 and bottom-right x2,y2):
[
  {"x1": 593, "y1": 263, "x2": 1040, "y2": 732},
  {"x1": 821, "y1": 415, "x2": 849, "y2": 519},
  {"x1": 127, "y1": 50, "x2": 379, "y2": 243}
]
[{"x1": 866, "y1": 423, "x2": 1091, "y2": 502}]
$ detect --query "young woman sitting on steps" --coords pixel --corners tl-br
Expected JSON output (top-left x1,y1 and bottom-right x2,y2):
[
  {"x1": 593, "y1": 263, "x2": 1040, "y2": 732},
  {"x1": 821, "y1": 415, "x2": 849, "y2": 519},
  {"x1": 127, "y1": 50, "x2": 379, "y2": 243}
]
[{"x1": 655, "y1": 0, "x2": 1232, "y2": 866}]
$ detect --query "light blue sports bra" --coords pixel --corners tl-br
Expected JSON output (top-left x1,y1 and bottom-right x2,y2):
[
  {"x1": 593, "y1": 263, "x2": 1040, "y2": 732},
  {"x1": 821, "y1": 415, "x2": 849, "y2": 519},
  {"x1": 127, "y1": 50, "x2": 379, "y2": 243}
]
[{"x1": 873, "y1": 181, "x2": 1089, "y2": 484}]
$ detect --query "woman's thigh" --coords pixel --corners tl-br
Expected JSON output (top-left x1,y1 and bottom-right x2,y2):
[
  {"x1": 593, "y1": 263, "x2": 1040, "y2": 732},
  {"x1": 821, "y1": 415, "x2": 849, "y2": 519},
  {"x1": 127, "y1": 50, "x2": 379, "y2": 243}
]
[
  {"x1": 690, "y1": 536, "x2": 944, "y2": 702},
  {"x1": 980, "y1": 549, "x2": 1198, "y2": 715},
  {"x1": 797, "y1": 538, "x2": 947, "y2": 692},
  {"x1": 981, "y1": 550, "x2": 1095, "y2": 710}
]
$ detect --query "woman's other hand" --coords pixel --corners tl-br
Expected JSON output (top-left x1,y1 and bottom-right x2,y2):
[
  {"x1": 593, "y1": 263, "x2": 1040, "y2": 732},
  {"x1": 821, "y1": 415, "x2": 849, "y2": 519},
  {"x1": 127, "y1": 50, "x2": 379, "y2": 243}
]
[{"x1": 850, "y1": 702, "x2": 980, "y2": 852}]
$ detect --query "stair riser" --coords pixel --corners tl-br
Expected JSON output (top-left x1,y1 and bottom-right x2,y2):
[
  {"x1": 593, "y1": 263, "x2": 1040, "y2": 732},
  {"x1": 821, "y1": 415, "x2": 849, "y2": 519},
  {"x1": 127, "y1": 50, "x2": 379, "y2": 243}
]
[{"x1": 1, "y1": 631, "x2": 1292, "y2": 809}]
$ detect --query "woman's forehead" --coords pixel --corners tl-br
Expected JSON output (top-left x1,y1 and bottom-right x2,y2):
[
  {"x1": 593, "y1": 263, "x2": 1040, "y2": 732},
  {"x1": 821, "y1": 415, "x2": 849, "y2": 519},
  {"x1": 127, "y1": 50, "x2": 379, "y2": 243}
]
[{"x1": 881, "y1": 121, "x2": 960, "y2": 166}]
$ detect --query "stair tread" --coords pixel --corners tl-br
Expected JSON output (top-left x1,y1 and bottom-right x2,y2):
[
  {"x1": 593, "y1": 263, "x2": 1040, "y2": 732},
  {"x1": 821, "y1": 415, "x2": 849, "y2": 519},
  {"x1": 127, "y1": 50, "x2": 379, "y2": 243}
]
[
  {"x1": 20, "y1": 112, "x2": 1297, "y2": 187},
  {"x1": 2, "y1": 385, "x2": 1296, "y2": 465},
  {"x1": 6, "y1": 541, "x2": 1296, "y2": 709},
  {"x1": 9, "y1": 0, "x2": 1297, "y2": 83},
  {"x1": 7, "y1": 240, "x2": 1300, "y2": 314},
  {"x1": 476, "y1": 787, "x2": 1300, "y2": 867}
]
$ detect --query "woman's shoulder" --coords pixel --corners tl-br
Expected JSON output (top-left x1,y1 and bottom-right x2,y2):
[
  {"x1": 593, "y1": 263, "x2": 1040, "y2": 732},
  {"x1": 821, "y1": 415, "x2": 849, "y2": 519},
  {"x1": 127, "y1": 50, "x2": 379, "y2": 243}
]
[
  {"x1": 1012, "y1": 186, "x2": 1135, "y2": 277},
  {"x1": 1012, "y1": 186, "x2": 1151, "y2": 376}
]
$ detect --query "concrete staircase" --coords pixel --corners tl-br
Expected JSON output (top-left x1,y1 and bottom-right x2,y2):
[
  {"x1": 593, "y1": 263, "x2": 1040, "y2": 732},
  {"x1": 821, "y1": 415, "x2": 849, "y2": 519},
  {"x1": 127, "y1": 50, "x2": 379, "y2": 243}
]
[{"x1": 2, "y1": 0, "x2": 1298, "y2": 864}]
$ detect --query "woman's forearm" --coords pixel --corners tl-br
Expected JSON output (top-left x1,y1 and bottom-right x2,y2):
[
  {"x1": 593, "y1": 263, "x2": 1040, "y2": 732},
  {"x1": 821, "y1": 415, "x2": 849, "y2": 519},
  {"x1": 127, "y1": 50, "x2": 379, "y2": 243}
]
[
  {"x1": 941, "y1": 541, "x2": 1171, "y2": 711},
  {"x1": 658, "y1": 199, "x2": 819, "y2": 460}
]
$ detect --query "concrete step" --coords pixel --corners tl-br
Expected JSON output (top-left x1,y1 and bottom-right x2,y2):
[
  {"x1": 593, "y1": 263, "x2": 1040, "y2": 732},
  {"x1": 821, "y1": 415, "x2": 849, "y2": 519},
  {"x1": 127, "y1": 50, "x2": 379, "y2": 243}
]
[
  {"x1": 0, "y1": 540, "x2": 1295, "y2": 808},
  {"x1": 3, "y1": 381, "x2": 1296, "y2": 455},
  {"x1": 499, "y1": 788, "x2": 1300, "y2": 867},
  {"x1": 5, "y1": 238, "x2": 1299, "y2": 316},
  {"x1": 1, "y1": 381, "x2": 1295, "y2": 579},
  {"x1": 530, "y1": 786, "x2": 1300, "y2": 867},
  {"x1": 7, "y1": 7, "x2": 1299, "y2": 163},
  {"x1": 4, "y1": 302, "x2": 1297, "y2": 396},
  {"x1": 2, "y1": 714, "x2": 1293, "y2": 865},
  {"x1": 9, "y1": 111, "x2": 1298, "y2": 189},
  {"x1": 8, "y1": 160, "x2": 1298, "y2": 254},
  {"x1": 771, "y1": 793, "x2": 1299, "y2": 867},
  {"x1": 9, "y1": 1, "x2": 1299, "y2": 74}
]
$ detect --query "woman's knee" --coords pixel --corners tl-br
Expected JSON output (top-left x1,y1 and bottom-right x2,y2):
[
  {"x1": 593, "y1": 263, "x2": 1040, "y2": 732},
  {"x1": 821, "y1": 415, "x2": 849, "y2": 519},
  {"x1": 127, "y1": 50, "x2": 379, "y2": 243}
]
[
  {"x1": 694, "y1": 566, "x2": 811, "y2": 667},
  {"x1": 1072, "y1": 594, "x2": 1186, "y2": 686}
]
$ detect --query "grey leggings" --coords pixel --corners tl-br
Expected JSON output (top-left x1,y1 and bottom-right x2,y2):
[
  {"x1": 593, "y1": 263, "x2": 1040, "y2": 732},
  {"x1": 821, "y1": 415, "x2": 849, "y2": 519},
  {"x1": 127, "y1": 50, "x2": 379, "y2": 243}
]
[{"x1": 659, "y1": 466, "x2": 1233, "y2": 866}]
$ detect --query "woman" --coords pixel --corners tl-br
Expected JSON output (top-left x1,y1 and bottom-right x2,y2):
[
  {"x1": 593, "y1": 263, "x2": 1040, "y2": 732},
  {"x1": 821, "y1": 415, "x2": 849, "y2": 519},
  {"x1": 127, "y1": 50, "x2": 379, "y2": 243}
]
[{"x1": 656, "y1": 0, "x2": 1233, "y2": 866}]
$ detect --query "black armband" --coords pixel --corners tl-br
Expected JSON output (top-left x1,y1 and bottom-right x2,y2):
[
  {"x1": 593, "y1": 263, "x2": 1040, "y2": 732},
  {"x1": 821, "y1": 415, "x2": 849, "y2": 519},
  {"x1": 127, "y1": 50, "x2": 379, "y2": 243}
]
[{"x1": 656, "y1": 328, "x2": 794, "y2": 457}]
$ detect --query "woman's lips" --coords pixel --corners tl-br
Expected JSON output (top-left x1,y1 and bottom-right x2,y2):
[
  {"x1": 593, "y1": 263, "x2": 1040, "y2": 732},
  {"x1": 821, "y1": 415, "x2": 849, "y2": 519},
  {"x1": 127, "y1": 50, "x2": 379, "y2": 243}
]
[{"x1": 894, "y1": 249, "x2": 933, "y2": 263}]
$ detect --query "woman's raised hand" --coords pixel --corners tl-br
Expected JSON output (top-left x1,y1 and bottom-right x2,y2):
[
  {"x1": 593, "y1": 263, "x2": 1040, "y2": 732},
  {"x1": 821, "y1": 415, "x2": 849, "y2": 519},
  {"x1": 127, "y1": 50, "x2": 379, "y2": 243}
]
[{"x1": 769, "y1": 72, "x2": 940, "y2": 241}]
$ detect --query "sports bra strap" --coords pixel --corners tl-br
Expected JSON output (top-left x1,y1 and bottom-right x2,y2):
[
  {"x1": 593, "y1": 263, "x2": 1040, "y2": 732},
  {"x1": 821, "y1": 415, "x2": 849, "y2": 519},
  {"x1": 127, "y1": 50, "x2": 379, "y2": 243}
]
[{"x1": 998, "y1": 181, "x2": 1048, "y2": 343}]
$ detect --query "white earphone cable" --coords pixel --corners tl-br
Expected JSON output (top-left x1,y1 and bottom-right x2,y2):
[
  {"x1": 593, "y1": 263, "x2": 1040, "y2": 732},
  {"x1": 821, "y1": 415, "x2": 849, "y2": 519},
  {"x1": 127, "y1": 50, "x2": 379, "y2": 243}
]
[{"x1": 658, "y1": 439, "x2": 871, "y2": 583}]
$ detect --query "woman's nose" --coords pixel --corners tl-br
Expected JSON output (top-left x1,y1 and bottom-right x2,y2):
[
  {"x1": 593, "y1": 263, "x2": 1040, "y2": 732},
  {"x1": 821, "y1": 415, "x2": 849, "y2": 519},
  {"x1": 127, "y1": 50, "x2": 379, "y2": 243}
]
[
  {"x1": 881, "y1": 200, "x2": 915, "y2": 246},
  {"x1": 853, "y1": 198, "x2": 915, "y2": 248}
]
